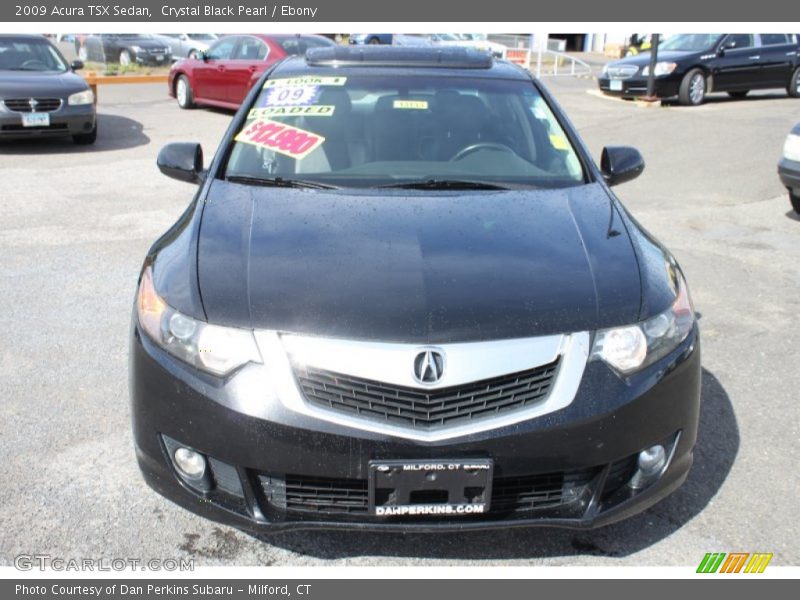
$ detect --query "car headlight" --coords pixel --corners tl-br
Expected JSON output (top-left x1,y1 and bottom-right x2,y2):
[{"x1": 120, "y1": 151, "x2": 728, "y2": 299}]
[
  {"x1": 601, "y1": 63, "x2": 609, "y2": 75},
  {"x1": 130, "y1": 45, "x2": 142, "y2": 52},
  {"x1": 642, "y1": 62, "x2": 677, "y2": 77},
  {"x1": 783, "y1": 133, "x2": 800, "y2": 162},
  {"x1": 136, "y1": 266, "x2": 262, "y2": 376},
  {"x1": 591, "y1": 264, "x2": 694, "y2": 374},
  {"x1": 68, "y1": 89, "x2": 94, "y2": 105}
]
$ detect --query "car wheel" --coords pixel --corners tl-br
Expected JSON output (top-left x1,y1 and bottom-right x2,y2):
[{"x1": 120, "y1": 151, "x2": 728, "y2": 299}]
[
  {"x1": 119, "y1": 49, "x2": 131, "y2": 67},
  {"x1": 72, "y1": 124, "x2": 97, "y2": 145},
  {"x1": 679, "y1": 69, "x2": 706, "y2": 106},
  {"x1": 791, "y1": 191, "x2": 800, "y2": 214},
  {"x1": 175, "y1": 75, "x2": 195, "y2": 109},
  {"x1": 727, "y1": 90, "x2": 749, "y2": 99},
  {"x1": 788, "y1": 67, "x2": 800, "y2": 98},
  {"x1": 368, "y1": 37, "x2": 381, "y2": 45},
  {"x1": 78, "y1": 45, "x2": 88, "y2": 62}
]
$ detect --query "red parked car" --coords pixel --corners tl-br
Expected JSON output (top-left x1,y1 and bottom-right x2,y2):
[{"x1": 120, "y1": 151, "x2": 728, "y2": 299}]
[{"x1": 168, "y1": 34, "x2": 336, "y2": 110}]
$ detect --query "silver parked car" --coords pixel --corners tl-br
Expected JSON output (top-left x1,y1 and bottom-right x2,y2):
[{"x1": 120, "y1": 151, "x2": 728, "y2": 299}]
[{"x1": 156, "y1": 33, "x2": 218, "y2": 60}]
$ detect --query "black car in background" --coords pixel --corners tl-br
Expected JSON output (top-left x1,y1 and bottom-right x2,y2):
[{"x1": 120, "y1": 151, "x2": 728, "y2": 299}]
[
  {"x1": 0, "y1": 34, "x2": 96, "y2": 144},
  {"x1": 779, "y1": 123, "x2": 800, "y2": 214},
  {"x1": 599, "y1": 34, "x2": 800, "y2": 105},
  {"x1": 130, "y1": 47, "x2": 701, "y2": 533},
  {"x1": 79, "y1": 34, "x2": 172, "y2": 66}
]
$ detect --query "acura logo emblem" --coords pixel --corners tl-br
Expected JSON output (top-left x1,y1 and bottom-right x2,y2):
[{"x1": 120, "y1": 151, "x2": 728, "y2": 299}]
[
  {"x1": 28, "y1": 98, "x2": 39, "y2": 111},
  {"x1": 413, "y1": 350, "x2": 444, "y2": 384}
]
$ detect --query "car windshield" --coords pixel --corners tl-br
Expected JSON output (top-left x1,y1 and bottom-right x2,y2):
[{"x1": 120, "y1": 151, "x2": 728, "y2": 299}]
[
  {"x1": 0, "y1": 38, "x2": 68, "y2": 72},
  {"x1": 225, "y1": 74, "x2": 585, "y2": 189},
  {"x1": 659, "y1": 34, "x2": 722, "y2": 52}
]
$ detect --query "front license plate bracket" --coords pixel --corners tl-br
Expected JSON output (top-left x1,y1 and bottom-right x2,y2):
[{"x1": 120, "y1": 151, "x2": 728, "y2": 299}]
[{"x1": 369, "y1": 459, "x2": 493, "y2": 517}]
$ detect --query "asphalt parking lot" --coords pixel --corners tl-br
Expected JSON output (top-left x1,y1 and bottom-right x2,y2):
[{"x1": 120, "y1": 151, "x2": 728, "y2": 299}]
[{"x1": 1, "y1": 73, "x2": 798, "y2": 567}]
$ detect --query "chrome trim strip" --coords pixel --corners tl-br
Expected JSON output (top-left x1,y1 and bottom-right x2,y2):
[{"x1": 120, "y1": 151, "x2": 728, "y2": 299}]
[{"x1": 253, "y1": 331, "x2": 590, "y2": 442}]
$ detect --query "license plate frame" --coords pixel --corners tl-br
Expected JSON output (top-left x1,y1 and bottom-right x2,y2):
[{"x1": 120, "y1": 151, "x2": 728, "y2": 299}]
[
  {"x1": 368, "y1": 458, "x2": 493, "y2": 517},
  {"x1": 22, "y1": 112, "x2": 50, "y2": 127},
  {"x1": 609, "y1": 79, "x2": 624, "y2": 92}
]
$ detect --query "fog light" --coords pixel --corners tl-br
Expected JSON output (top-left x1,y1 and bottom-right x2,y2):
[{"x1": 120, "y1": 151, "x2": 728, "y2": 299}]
[
  {"x1": 638, "y1": 444, "x2": 666, "y2": 474},
  {"x1": 173, "y1": 447, "x2": 206, "y2": 480},
  {"x1": 628, "y1": 444, "x2": 667, "y2": 490}
]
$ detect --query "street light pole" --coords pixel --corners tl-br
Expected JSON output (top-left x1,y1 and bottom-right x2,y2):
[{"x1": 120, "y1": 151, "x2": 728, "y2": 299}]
[{"x1": 645, "y1": 33, "x2": 661, "y2": 100}]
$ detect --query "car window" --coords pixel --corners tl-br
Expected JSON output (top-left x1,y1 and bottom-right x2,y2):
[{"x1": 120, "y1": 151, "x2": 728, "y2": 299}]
[
  {"x1": 0, "y1": 38, "x2": 68, "y2": 72},
  {"x1": 658, "y1": 34, "x2": 721, "y2": 52},
  {"x1": 225, "y1": 74, "x2": 585, "y2": 189},
  {"x1": 233, "y1": 37, "x2": 268, "y2": 61},
  {"x1": 722, "y1": 34, "x2": 754, "y2": 50},
  {"x1": 758, "y1": 34, "x2": 790, "y2": 45},
  {"x1": 277, "y1": 36, "x2": 334, "y2": 56},
  {"x1": 206, "y1": 37, "x2": 237, "y2": 60}
]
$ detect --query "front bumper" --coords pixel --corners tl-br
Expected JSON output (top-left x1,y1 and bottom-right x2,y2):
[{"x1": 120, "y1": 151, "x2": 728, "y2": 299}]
[
  {"x1": 130, "y1": 324, "x2": 701, "y2": 533},
  {"x1": 597, "y1": 76, "x2": 681, "y2": 99},
  {"x1": 778, "y1": 157, "x2": 800, "y2": 193},
  {"x1": 0, "y1": 102, "x2": 95, "y2": 140}
]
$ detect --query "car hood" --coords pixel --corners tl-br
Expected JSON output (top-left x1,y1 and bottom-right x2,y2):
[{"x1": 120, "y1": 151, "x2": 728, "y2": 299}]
[
  {"x1": 0, "y1": 71, "x2": 89, "y2": 97},
  {"x1": 196, "y1": 180, "x2": 642, "y2": 343},
  {"x1": 608, "y1": 50, "x2": 696, "y2": 68}
]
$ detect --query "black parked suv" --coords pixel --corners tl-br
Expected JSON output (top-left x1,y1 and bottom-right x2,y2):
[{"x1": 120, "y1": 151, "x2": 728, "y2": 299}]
[
  {"x1": 131, "y1": 47, "x2": 701, "y2": 532},
  {"x1": 599, "y1": 33, "x2": 800, "y2": 105}
]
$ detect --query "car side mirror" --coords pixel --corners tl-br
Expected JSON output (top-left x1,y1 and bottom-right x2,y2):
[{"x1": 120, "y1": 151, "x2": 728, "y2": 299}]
[
  {"x1": 157, "y1": 143, "x2": 205, "y2": 184},
  {"x1": 70, "y1": 60, "x2": 84, "y2": 71},
  {"x1": 601, "y1": 146, "x2": 645, "y2": 186}
]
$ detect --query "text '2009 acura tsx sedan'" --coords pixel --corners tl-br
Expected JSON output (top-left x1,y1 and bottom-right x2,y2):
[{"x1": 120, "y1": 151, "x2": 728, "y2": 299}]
[{"x1": 131, "y1": 46, "x2": 701, "y2": 532}]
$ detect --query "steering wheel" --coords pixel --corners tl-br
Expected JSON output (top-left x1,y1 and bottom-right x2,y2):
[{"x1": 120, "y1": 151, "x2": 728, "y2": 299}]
[
  {"x1": 451, "y1": 142, "x2": 517, "y2": 162},
  {"x1": 20, "y1": 59, "x2": 47, "y2": 70}
]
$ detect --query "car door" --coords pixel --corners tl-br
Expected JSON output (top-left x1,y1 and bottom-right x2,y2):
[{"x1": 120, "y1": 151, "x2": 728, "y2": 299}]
[
  {"x1": 225, "y1": 36, "x2": 270, "y2": 105},
  {"x1": 192, "y1": 36, "x2": 239, "y2": 103},
  {"x1": 757, "y1": 34, "x2": 797, "y2": 87},
  {"x1": 713, "y1": 34, "x2": 762, "y2": 91}
]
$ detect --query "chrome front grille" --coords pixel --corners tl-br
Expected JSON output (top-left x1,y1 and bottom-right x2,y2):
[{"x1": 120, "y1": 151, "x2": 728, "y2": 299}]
[
  {"x1": 606, "y1": 65, "x2": 639, "y2": 79},
  {"x1": 4, "y1": 98, "x2": 62, "y2": 113},
  {"x1": 293, "y1": 359, "x2": 560, "y2": 431}
]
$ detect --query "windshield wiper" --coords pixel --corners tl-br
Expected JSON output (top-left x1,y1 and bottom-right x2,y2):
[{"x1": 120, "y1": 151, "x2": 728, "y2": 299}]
[
  {"x1": 226, "y1": 175, "x2": 338, "y2": 190},
  {"x1": 377, "y1": 179, "x2": 511, "y2": 191}
]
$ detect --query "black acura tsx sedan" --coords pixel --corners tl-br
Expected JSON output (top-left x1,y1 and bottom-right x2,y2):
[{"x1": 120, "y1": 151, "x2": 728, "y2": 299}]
[{"x1": 130, "y1": 46, "x2": 701, "y2": 532}]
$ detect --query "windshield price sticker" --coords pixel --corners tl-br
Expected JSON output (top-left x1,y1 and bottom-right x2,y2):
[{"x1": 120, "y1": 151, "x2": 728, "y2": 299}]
[
  {"x1": 235, "y1": 119, "x2": 325, "y2": 160},
  {"x1": 393, "y1": 100, "x2": 429, "y2": 110},
  {"x1": 264, "y1": 76, "x2": 347, "y2": 88},
  {"x1": 248, "y1": 105, "x2": 335, "y2": 119},
  {"x1": 263, "y1": 85, "x2": 320, "y2": 107}
]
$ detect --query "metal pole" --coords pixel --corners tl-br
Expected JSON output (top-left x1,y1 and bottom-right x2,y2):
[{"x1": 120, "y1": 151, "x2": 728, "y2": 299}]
[{"x1": 645, "y1": 34, "x2": 660, "y2": 99}]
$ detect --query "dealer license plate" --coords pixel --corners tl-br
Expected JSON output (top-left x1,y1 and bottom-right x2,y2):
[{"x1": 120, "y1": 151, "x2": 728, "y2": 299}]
[
  {"x1": 609, "y1": 79, "x2": 623, "y2": 91},
  {"x1": 22, "y1": 112, "x2": 50, "y2": 127},
  {"x1": 369, "y1": 459, "x2": 493, "y2": 517}
]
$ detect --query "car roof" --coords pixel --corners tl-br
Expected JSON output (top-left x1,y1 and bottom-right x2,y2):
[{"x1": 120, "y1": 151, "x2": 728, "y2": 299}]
[
  {"x1": 0, "y1": 34, "x2": 50, "y2": 41},
  {"x1": 273, "y1": 46, "x2": 530, "y2": 79}
]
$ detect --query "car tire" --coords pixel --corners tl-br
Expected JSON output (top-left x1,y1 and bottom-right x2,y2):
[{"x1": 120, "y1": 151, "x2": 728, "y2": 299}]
[
  {"x1": 73, "y1": 124, "x2": 97, "y2": 145},
  {"x1": 791, "y1": 191, "x2": 800, "y2": 214},
  {"x1": 119, "y1": 49, "x2": 131, "y2": 67},
  {"x1": 175, "y1": 75, "x2": 195, "y2": 109},
  {"x1": 368, "y1": 37, "x2": 381, "y2": 45},
  {"x1": 679, "y1": 69, "x2": 706, "y2": 106},
  {"x1": 727, "y1": 90, "x2": 749, "y2": 99},
  {"x1": 788, "y1": 67, "x2": 800, "y2": 98}
]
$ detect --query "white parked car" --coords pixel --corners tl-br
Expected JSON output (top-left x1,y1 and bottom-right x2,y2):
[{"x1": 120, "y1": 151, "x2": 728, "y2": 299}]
[
  {"x1": 156, "y1": 33, "x2": 218, "y2": 60},
  {"x1": 431, "y1": 34, "x2": 507, "y2": 59}
]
